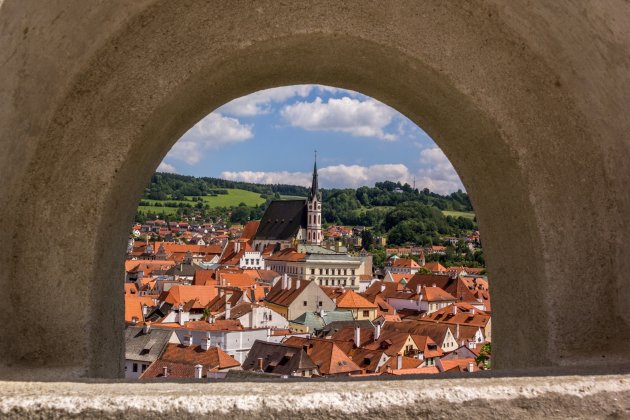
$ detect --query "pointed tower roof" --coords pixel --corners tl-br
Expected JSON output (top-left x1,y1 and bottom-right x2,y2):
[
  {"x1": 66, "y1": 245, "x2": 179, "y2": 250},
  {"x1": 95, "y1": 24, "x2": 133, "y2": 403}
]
[{"x1": 309, "y1": 151, "x2": 320, "y2": 201}]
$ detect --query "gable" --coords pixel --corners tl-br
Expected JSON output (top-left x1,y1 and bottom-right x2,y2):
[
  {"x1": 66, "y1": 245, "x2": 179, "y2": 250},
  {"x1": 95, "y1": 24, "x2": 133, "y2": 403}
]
[{"x1": 254, "y1": 200, "x2": 307, "y2": 240}]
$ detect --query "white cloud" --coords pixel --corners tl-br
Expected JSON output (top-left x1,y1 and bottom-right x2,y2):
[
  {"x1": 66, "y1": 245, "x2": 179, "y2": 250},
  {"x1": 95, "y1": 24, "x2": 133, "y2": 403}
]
[
  {"x1": 219, "y1": 85, "x2": 314, "y2": 117},
  {"x1": 280, "y1": 97, "x2": 398, "y2": 140},
  {"x1": 221, "y1": 158, "x2": 463, "y2": 194},
  {"x1": 416, "y1": 147, "x2": 463, "y2": 193},
  {"x1": 157, "y1": 162, "x2": 177, "y2": 173},
  {"x1": 220, "y1": 170, "x2": 313, "y2": 186},
  {"x1": 222, "y1": 163, "x2": 410, "y2": 189},
  {"x1": 166, "y1": 112, "x2": 253, "y2": 164}
]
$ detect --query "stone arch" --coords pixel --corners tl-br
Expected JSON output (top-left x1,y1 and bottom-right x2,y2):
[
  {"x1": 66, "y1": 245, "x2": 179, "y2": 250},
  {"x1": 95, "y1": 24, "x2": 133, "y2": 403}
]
[{"x1": 1, "y1": 1, "x2": 629, "y2": 379}]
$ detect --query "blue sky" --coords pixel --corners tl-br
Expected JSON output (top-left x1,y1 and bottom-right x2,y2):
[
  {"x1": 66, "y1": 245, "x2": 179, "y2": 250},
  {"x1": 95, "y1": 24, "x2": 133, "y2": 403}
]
[{"x1": 159, "y1": 85, "x2": 464, "y2": 194}]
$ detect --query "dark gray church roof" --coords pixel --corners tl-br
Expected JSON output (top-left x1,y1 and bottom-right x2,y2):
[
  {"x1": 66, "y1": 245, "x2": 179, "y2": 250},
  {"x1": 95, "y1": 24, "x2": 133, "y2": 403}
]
[{"x1": 254, "y1": 200, "x2": 307, "y2": 240}]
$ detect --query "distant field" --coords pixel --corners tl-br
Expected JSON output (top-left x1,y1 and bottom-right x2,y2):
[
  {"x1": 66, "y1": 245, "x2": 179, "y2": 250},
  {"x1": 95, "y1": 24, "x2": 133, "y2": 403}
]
[
  {"x1": 442, "y1": 210, "x2": 476, "y2": 220},
  {"x1": 194, "y1": 189, "x2": 266, "y2": 207},
  {"x1": 138, "y1": 188, "x2": 266, "y2": 214},
  {"x1": 280, "y1": 195, "x2": 306, "y2": 200}
]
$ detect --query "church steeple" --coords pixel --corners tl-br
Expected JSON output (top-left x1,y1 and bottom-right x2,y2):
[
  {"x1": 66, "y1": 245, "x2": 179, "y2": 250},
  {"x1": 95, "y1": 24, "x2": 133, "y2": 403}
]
[
  {"x1": 306, "y1": 151, "x2": 322, "y2": 245},
  {"x1": 309, "y1": 151, "x2": 320, "y2": 201}
]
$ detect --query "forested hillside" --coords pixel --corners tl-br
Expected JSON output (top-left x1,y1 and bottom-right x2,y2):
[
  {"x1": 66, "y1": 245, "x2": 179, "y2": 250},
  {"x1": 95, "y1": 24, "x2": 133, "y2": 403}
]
[{"x1": 136, "y1": 172, "x2": 477, "y2": 247}]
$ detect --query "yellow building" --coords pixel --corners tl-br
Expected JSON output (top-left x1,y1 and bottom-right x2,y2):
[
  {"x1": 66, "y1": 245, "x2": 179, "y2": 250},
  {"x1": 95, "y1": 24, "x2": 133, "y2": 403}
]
[{"x1": 335, "y1": 290, "x2": 378, "y2": 321}]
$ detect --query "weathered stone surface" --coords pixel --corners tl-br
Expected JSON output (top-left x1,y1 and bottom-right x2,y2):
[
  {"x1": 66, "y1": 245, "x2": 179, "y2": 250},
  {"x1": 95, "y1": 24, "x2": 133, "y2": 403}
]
[
  {"x1": 1, "y1": 374, "x2": 630, "y2": 419},
  {"x1": 0, "y1": 0, "x2": 629, "y2": 381}
]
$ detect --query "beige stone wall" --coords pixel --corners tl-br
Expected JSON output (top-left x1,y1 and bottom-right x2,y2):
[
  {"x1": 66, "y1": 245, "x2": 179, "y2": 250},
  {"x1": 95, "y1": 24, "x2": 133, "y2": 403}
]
[{"x1": 1, "y1": 0, "x2": 629, "y2": 380}]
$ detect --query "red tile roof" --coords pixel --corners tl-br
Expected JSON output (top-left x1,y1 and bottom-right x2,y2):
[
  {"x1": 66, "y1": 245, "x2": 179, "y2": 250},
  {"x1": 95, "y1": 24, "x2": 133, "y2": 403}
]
[
  {"x1": 336, "y1": 290, "x2": 378, "y2": 309},
  {"x1": 161, "y1": 285, "x2": 218, "y2": 307},
  {"x1": 283, "y1": 337, "x2": 361, "y2": 375}
]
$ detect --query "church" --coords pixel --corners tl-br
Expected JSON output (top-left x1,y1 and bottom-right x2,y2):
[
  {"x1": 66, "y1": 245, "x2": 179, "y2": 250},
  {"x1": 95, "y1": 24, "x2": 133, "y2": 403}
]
[{"x1": 251, "y1": 158, "x2": 323, "y2": 252}]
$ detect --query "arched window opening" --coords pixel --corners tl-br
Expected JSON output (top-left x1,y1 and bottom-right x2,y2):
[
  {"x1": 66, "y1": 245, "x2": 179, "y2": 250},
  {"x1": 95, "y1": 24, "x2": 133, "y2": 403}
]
[{"x1": 124, "y1": 84, "x2": 488, "y2": 380}]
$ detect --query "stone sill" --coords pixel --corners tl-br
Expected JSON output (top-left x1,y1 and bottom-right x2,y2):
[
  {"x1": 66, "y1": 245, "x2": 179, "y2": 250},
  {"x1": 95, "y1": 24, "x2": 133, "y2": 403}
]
[{"x1": 1, "y1": 373, "x2": 630, "y2": 418}]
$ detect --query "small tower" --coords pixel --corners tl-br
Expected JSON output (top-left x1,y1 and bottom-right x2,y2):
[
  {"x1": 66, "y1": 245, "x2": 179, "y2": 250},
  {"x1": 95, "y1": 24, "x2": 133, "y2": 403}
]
[{"x1": 306, "y1": 152, "x2": 322, "y2": 245}]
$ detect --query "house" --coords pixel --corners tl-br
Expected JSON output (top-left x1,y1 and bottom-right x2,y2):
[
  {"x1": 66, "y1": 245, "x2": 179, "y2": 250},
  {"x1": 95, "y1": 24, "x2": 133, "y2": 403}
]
[
  {"x1": 351, "y1": 348, "x2": 390, "y2": 373},
  {"x1": 289, "y1": 309, "x2": 355, "y2": 333},
  {"x1": 405, "y1": 273, "x2": 487, "y2": 308},
  {"x1": 124, "y1": 325, "x2": 179, "y2": 379},
  {"x1": 383, "y1": 321, "x2": 459, "y2": 353},
  {"x1": 334, "y1": 289, "x2": 378, "y2": 321},
  {"x1": 223, "y1": 302, "x2": 289, "y2": 329},
  {"x1": 239, "y1": 251, "x2": 265, "y2": 270},
  {"x1": 422, "y1": 303, "x2": 492, "y2": 342},
  {"x1": 283, "y1": 337, "x2": 362, "y2": 376},
  {"x1": 153, "y1": 320, "x2": 268, "y2": 364},
  {"x1": 423, "y1": 261, "x2": 448, "y2": 273},
  {"x1": 436, "y1": 357, "x2": 479, "y2": 373},
  {"x1": 265, "y1": 248, "x2": 369, "y2": 290},
  {"x1": 264, "y1": 275, "x2": 336, "y2": 321},
  {"x1": 385, "y1": 258, "x2": 421, "y2": 275},
  {"x1": 159, "y1": 285, "x2": 218, "y2": 308},
  {"x1": 140, "y1": 339, "x2": 240, "y2": 379},
  {"x1": 242, "y1": 340, "x2": 319, "y2": 377}
]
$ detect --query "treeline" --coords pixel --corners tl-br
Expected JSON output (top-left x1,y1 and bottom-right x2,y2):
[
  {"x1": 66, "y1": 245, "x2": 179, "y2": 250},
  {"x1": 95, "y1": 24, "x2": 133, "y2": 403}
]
[
  {"x1": 138, "y1": 173, "x2": 477, "y2": 246},
  {"x1": 144, "y1": 173, "x2": 309, "y2": 200}
]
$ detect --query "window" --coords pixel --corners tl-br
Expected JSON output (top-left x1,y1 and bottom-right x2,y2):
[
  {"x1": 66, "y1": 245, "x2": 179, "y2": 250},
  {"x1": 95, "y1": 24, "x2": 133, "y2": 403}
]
[
  {"x1": 362, "y1": 310, "x2": 370, "y2": 317},
  {"x1": 319, "y1": 301, "x2": 323, "y2": 307},
  {"x1": 132, "y1": 363, "x2": 138, "y2": 372},
  {"x1": 141, "y1": 364, "x2": 147, "y2": 372},
  {"x1": 303, "y1": 301, "x2": 307, "y2": 306}
]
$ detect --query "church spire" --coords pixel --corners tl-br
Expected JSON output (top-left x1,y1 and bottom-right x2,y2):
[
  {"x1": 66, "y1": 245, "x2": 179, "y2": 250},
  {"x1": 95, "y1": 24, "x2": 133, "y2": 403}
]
[{"x1": 310, "y1": 150, "x2": 319, "y2": 200}]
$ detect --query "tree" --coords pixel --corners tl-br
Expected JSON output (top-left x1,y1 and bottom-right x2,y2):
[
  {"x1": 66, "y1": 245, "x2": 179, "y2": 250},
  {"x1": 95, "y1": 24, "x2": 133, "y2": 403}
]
[
  {"x1": 361, "y1": 229, "x2": 374, "y2": 251},
  {"x1": 230, "y1": 203, "x2": 250, "y2": 224},
  {"x1": 475, "y1": 342, "x2": 491, "y2": 370}
]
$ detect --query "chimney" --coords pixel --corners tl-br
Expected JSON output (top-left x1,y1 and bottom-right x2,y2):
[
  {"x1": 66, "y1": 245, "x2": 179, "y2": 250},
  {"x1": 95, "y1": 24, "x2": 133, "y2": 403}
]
[
  {"x1": 282, "y1": 273, "x2": 288, "y2": 290},
  {"x1": 162, "y1": 366, "x2": 168, "y2": 378},
  {"x1": 194, "y1": 364, "x2": 203, "y2": 379},
  {"x1": 380, "y1": 284, "x2": 386, "y2": 293},
  {"x1": 178, "y1": 305, "x2": 186, "y2": 326},
  {"x1": 467, "y1": 361, "x2": 475, "y2": 372},
  {"x1": 397, "y1": 354, "x2": 403, "y2": 370},
  {"x1": 335, "y1": 242, "x2": 340, "y2": 253},
  {"x1": 471, "y1": 308, "x2": 475, "y2": 315},
  {"x1": 225, "y1": 301, "x2": 232, "y2": 320},
  {"x1": 142, "y1": 304, "x2": 149, "y2": 317},
  {"x1": 456, "y1": 324, "x2": 460, "y2": 340},
  {"x1": 142, "y1": 322, "x2": 151, "y2": 334},
  {"x1": 452, "y1": 305, "x2": 457, "y2": 315},
  {"x1": 257, "y1": 357, "x2": 264, "y2": 371},
  {"x1": 354, "y1": 326, "x2": 361, "y2": 346},
  {"x1": 235, "y1": 242, "x2": 240, "y2": 253},
  {"x1": 201, "y1": 335, "x2": 211, "y2": 351},
  {"x1": 375, "y1": 323, "x2": 381, "y2": 340},
  {"x1": 296, "y1": 278, "x2": 301, "y2": 289},
  {"x1": 416, "y1": 285, "x2": 421, "y2": 294},
  {"x1": 183, "y1": 334, "x2": 193, "y2": 347}
]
